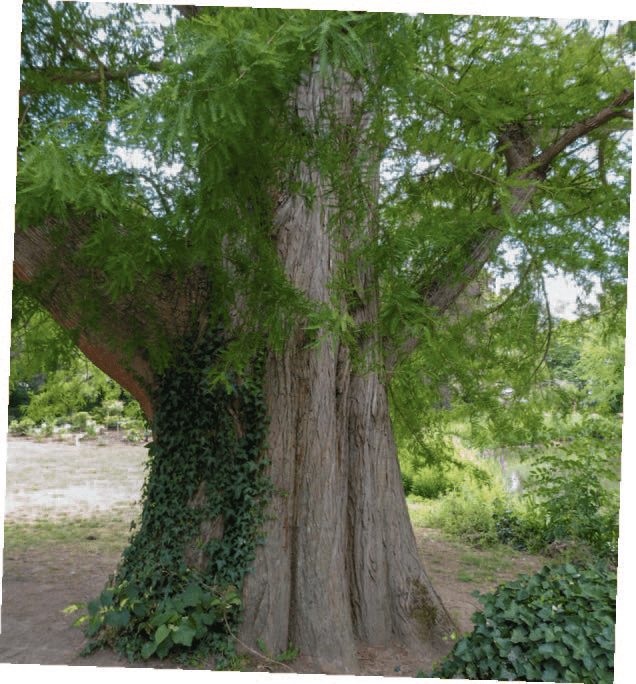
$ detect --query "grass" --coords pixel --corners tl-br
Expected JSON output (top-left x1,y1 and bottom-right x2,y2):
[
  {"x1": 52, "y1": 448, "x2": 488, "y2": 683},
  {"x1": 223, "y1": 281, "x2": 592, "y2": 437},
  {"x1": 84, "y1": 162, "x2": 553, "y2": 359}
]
[{"x1": 4, "y1": 512, "x2": 137, "y2": 558}]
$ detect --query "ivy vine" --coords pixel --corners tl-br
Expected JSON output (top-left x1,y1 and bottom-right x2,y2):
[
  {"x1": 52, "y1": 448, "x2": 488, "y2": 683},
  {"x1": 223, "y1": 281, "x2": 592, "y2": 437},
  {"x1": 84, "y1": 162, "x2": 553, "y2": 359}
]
[{"x1": 81, "y1": 322, "x2": 272, "y2": 667}]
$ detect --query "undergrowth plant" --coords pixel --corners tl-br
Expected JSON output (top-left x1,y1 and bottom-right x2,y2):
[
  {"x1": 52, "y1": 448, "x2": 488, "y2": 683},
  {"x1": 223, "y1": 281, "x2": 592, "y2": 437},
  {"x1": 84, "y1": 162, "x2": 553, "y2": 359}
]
[
  {"x1": 420, "y1": 562, "x2": 616, "y2": 684},
  {"x1": 417, "y1": 463, "x2": 512, "y2": 547},
  {"x1": 521, "y1": 422, "x2": 620, "y2": 563}
]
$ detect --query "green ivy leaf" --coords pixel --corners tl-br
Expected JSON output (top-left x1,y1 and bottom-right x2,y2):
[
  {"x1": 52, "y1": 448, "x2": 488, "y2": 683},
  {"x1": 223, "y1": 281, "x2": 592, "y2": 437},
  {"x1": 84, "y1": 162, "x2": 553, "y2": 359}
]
[
  {"x1": 141, "y1": 641, "x2": 157, "y2": 659},
  {"x1": 154, "y1": 624, "x2": 171, "y2": 645},
  {"x1": 172, "y1": 619, "x2": 197, "y2": 647},
  {"x1": 103, "y1": 609, "x2": 130, "y2": 628}
]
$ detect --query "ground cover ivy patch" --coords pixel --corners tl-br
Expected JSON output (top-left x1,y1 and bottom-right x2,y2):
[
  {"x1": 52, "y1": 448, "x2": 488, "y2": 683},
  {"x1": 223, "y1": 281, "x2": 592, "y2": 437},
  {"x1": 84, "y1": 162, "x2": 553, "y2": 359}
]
[
  {"x1": 79, "y1": 322, "x2": 272, "y2": 667},
  {"x1": 419, "y1": 561, "x2": 616, "y2": 684}
]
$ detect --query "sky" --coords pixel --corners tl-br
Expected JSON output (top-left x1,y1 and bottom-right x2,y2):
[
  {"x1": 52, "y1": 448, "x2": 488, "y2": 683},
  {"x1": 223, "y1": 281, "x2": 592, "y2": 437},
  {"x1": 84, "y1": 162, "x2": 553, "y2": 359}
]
[{"x1": 1, "y1": 2, "x2": 634, "y2": 684}]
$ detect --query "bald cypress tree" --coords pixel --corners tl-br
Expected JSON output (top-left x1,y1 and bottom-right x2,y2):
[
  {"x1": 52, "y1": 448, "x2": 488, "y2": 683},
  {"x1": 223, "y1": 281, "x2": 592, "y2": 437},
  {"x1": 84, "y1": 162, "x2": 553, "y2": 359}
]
[{"x1": 14, "y1": 4, "x2": 632, "y2": 672}]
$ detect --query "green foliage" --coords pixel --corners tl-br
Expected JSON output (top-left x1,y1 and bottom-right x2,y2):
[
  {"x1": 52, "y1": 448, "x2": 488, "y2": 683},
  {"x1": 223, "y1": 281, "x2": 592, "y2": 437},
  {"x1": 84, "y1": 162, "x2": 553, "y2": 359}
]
[
  {"x1": 491, "y1": 507, "x2": 550, "y2": 553},
  {"x1": 417, "y1": 462, "x2": 510, "y2": 547},
  {"x1": 415, "y1": 411, "x2": 620, "y2": 564},
  {"x1": 401, "y1": 462, "x2": 453, "y2": 501},
  {"x1": 9, "y1": 294, "x2": 148, "y2": 430},
  {"x1": 522, "y1": 430, "x2": 620, "y2": 562},
  {"x1": 17, "y1": 6, "x2": 387, "y2": 377},
  {"x1": 422, "y1": 562, "x2": 616, "y2": 684},
  {"x1": 16, "y1": 7, "x2": 632, "y2": 383},
  {"x1": 256, "y1": 638, "x2": 300, "y2": 665},
  {"x1": 20, "y1": 356, "x2": 127, "y2": 427},
  {"x1": 14, "y1": 6, "x2": 631, "y2": 665},
  {"x1": 9, "y1": 417, "x2": 36, "y2": 435},
  {"x1": 72, "y1": 411, "x2": 91, "y2": 431},
  {"x1": 547, "y1": 298, "x2": 626, "y2": 414},
  {"x1": 81, "y1": 323, "x2": 272, "y2": 666},
  {"x1": 10, "y1": 290, "x2": 79, "y2": 394}
]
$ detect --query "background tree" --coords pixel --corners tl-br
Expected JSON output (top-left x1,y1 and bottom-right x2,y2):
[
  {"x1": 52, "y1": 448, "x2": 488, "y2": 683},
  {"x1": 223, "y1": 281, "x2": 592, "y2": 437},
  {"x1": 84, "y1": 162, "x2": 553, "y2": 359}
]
[{"x1": 12, "y1": 4, "x2": 632, "y2": 672}]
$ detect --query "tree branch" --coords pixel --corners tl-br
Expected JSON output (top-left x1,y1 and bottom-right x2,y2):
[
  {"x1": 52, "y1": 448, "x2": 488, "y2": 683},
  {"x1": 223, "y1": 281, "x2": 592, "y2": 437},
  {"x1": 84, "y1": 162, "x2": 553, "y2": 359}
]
[
  {"x1": 19, "y1": 62, "x2": 164, "y2": 98},
  {"x1": 14, "y1": 216, "x2": 213, "y2": 421},
  {"x1": 386, "y1": 88, "x2": 634, "y2": 371},
  {"x1": 534, "y1": 88, "x2": 634, "y2": 174}
]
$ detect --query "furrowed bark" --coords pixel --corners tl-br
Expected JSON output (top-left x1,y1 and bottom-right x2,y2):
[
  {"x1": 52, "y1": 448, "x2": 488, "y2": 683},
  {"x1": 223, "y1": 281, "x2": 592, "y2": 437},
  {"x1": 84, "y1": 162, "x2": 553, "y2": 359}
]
[
  {"x1": 14, "y1": 12, "x2": 632, "y2": 671},
  {"x1": 238, "y1": 57, "x2": 454, "y2": 673}
]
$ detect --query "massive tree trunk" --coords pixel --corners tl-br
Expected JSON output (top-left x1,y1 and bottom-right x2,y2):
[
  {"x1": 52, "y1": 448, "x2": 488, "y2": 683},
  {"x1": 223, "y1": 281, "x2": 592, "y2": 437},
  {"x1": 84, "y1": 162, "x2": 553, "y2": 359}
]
[{"x1": 233, "y1": 61, "x2": 453, "y2": 673}]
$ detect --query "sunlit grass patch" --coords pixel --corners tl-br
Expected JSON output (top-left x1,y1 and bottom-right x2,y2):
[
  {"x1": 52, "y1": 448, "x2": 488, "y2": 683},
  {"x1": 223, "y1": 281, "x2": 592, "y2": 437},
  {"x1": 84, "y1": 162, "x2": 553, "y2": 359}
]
[{"x1": 4, "y1": 512, "x2": 137, "y2": 557}]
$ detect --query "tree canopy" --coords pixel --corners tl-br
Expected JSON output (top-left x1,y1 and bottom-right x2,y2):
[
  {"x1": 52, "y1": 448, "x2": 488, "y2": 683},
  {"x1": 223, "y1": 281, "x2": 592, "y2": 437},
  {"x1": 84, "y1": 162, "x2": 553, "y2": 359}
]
[{"x1": 14, "y1": 5, "x2": 633, "y2": 396}]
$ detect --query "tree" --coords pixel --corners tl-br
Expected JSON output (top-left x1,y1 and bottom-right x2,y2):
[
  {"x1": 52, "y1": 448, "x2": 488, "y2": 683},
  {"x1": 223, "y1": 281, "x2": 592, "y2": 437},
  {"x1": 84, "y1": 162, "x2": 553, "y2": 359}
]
[{"x1": 13, "y1": 4, "x2": 632, "y2": 673}]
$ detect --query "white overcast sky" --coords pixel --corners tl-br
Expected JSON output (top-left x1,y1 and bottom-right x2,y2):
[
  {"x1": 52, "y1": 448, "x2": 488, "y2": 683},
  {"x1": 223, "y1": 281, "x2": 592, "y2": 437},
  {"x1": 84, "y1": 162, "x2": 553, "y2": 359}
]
[{"x1": 0, "y1": 3, "x2": 634, "y2": 684}]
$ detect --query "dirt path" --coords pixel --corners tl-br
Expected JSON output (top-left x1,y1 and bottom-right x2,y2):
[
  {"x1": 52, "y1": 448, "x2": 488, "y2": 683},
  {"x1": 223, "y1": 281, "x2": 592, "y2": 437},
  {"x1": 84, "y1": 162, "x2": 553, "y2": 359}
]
[{"x1": 1, "y1": 436, "x2": 548, "y2": 675}]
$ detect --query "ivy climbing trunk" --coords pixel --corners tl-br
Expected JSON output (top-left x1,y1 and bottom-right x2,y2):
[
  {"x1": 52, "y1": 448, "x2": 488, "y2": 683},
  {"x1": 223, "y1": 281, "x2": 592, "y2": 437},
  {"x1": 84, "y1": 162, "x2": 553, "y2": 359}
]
[{"x1": 236, "y1": 59, "x2": 454, "y2": 674}]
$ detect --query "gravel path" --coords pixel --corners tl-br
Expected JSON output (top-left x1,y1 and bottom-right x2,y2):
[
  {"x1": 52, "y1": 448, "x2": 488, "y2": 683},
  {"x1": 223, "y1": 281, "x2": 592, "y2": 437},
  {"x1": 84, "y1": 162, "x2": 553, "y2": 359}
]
[{"x1": 4, "y1": 437, "x2": 148, "y2": 522}]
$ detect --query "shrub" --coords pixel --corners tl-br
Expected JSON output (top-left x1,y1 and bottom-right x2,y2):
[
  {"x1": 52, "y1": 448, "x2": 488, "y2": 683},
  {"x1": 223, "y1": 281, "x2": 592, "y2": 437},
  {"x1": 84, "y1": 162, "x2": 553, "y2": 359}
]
[
  {"x1": 522, "y1": 435, "x2": 620, "y2": 562},
  {"x1": 91, "y1": 406, "x2": 108, "y2": 426},
  {"x1": 492, "y1": 508, "x2": 551, "y2": 553},
  {"x1": 423, "y1": 562, "x2": 616, "y2": 684},
  {"x1": 8, "y1": 382, "x2": 31, "y2": 422},
  {"x1": 106, "y1": 416, "x2": 120, "y2": 430},
  {"x1": 11, "y1": 416, "x2": 36, "y2": 435},
  {"x1": 399, "y1": 433, "x2": 496, "y2": 503},
  {"x1": 106, "y1": 400, "x2": 124, "y2": 416},
  {"x1": 401, "y1": 465, "x2": 453, "y2": 500},
  {"x1": 579, "y1": 413, "x2": 622, "y2": 441},
  {"x1": 72, "y1": 411, "x2": 92, "y2": 431},
  {"x1": 420, "y1": 472, "x2": 510, "y2": 547}
]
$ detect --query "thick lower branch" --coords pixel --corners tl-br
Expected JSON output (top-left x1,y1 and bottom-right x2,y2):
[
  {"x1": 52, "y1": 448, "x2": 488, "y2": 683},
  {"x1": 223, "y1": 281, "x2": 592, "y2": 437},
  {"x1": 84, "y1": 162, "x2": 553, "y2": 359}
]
[{"x1": 13, "y1": 218, "x2": 213, "y2": 420}]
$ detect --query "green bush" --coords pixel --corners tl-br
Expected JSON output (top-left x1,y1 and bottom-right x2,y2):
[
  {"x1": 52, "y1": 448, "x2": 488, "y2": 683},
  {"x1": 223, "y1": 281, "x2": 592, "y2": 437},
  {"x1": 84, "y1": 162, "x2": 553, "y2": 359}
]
[
  {"x1": 401, "y1": 465, "x2": 453, "y2": 500},
  {"x1": 106, "y1": 400, "x2": 124, "y2": 416},
  {"x1": 106, "y1": 416, "x2": 120, "y2": 429},
  {"x1": 492, "y1": 508, "x2": 552, "y2": 553},
  {"x1": 522, "y1": 435, "x2": 620, "y2": 562},
  {"x1": 420, "y1": 472, "x2": 510, "y2": 546},
  {"x1": 72, "y1": 411, "x2": 92, "y2": 431},
  {"x1": 579, "y1": 413, "x2": 622, "y2": 441},
  {"x1": 91, "y1": 406, "x2": 108, "y2": 426},
  {"x1": 8, "y1": 382, "x2": 31, "y2": 422},
  {"x1": 11, "y1": 416, "x2": 36, "y2": 435},
  {"x1": 423, "y1": 562, "x2": 616, "y2": 684},
  {"x1": 399, "y1": 432, "x2": 497, "y2": 503}
]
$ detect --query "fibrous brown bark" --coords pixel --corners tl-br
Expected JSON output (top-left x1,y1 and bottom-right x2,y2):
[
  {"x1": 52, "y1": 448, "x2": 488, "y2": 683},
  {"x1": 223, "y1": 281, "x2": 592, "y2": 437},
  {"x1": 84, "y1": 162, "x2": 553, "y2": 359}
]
[
  {"x1": 13, "y1": 216, "x2": 213, "y2": 420},
  {"x1": 235, "y1": 60, "x2": 454, "y2": 674}
]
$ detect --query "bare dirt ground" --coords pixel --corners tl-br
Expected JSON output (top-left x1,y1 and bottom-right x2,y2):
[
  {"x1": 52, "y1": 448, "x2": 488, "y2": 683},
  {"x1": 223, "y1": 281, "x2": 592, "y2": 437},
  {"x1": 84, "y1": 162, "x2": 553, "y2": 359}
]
[{"x1": 1, "y1": 434, "x2": 548, "y2": 676}]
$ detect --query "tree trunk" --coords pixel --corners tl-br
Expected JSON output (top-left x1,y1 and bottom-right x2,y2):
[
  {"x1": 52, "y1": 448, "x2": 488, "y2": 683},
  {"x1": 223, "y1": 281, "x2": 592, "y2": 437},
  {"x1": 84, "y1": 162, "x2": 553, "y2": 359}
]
[{"x1": 237, "y1": 60, "x2": 454, "y2": 674}]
